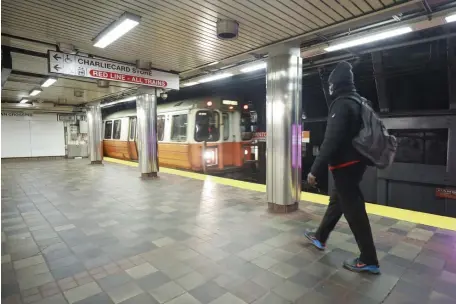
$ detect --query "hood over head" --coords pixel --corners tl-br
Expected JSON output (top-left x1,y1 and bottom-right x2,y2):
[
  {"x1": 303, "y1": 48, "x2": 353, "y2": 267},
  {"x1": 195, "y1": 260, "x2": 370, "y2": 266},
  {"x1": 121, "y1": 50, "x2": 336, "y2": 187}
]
[{"x1": 328, "y1": 61, "x2": 356, "y2": 97}]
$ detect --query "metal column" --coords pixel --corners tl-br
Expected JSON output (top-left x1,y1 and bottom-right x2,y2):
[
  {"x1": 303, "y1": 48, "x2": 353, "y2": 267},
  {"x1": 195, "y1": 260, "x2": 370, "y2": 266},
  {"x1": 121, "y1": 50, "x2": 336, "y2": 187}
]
[
  {"x1": 266, "y1": 46, "x2": 302, "y2": 213},
  {"x1": 87, "y1": 103, "x2": 103, "y2": 164},
  {"x1": 372, "y1": 52, "x2": 390, "y2": 113},
  {"x1": 136, "y1": 87, "x2": 159, "y2": 178}
]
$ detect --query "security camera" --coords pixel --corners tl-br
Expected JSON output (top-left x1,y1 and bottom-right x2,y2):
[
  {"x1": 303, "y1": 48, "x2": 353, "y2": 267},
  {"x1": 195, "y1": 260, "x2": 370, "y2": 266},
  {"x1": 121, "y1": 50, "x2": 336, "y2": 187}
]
[{"x1": 160, "y1": 92, "x2": 168, "y2": 100}]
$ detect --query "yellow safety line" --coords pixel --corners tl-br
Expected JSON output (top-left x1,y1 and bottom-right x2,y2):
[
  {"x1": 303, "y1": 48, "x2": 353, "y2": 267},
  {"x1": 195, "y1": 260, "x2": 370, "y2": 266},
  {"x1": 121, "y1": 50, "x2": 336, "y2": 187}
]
[{"x1": 104, "y1": 157, "x2": 456, "y2": 231}]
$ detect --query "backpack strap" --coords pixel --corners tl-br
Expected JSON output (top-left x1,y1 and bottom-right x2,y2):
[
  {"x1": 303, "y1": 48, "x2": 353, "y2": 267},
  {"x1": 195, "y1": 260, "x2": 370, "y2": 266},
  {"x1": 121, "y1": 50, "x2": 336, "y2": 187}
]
[{"x1": 329, "y1": 93, "x2": 363, "y2": 112}]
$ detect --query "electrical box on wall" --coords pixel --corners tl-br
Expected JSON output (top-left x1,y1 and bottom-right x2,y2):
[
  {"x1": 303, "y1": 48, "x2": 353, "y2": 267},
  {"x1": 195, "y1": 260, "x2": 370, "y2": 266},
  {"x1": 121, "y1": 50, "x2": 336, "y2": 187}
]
[{"x1": 79, "y1": 121, "x2": 88, "y2": 133}]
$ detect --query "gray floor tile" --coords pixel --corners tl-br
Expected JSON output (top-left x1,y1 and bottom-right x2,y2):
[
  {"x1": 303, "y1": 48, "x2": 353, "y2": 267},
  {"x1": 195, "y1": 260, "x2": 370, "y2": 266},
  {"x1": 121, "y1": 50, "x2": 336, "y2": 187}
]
[
  {"x1": 74, "y1": 292, "x2": 114, "y2": 304},
  {"x1": 97, "y1": 273, "x2": 132, "y2": 291},
  {"x1": 64, "y1": 282, "x2": 103, "y2": 304},
  {"x1": 107, "y1": 282, "x2": 143, "y2": 304},
  {"x1": 135, "y1": 272, "x2": 171, "y2": 292},
  {"x1": 272, "y1": 280, "x2": 308, "y2": 301},
  {"x1": 229, "y1": 280, "x2": 267, "y2": 303},
  {"x1": 2, "y1": 160, "x2": 455, "y2": 304},
  {"x1": 252, "y1": 292, "x2": 291, "y2": 304},
  {"x1": 165, "y1": 293, "x2": 202, "y2": 304},
  {"x1": 189, "y1": 281, "x2": 227, "y2": 304},
  {"x1": 149, "y1": 281, "x2": 185, "y2": 303},
  {"x1": 208, "y1": 293, "x2": 247, "y2": 304},
  {"x1": 118, "y1": 292, "x2": 159, "y2": 304}
]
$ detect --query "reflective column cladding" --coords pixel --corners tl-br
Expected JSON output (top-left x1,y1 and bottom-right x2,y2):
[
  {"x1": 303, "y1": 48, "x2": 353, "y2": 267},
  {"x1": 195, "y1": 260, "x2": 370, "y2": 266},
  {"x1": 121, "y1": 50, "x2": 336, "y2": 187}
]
[
  {"x1": 87, "y1": 103, "x2": 103, "y2": 164},
  {"x1": 266, "y1": 46, "x2": 302, "y2": 213},
  {"x1": 136, "y1": 87, "x2": 159, "y2": 178}
]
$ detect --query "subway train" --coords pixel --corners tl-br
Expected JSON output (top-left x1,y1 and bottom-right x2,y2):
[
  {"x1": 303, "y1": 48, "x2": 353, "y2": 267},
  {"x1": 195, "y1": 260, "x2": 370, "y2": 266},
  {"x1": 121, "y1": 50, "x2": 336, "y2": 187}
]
[{"x1": 102, "y1": 97, "x2": 253, "y2": 173}]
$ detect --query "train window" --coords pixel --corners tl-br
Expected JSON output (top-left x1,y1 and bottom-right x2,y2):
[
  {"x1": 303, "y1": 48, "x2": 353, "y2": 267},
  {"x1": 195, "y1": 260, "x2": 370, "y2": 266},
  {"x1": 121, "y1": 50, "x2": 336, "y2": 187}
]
[
  {"x1": 157, "y1": 115, "x2": 165, "y2": 141},
  {"x1": 104, "y1": 121, "x2": 113, "y2": 139},
  {"x1": 389, "y1": 129, "x2": 447, "y2": 165},
  {"x1": 129, "y1": 117, "x2": 136, "y2": 140},
  {"x1": 223, "y1": 113, "x2": 230, "y2": 140},
  {"x1": 113, "y1": 120, "x2": 121, "y2": 139},
  {"x1": 171, "y1": 114, "x2": 187, "y2": 142},
  {"x1": 195, "y1": 110, "x2": 220, "y2": 142}
]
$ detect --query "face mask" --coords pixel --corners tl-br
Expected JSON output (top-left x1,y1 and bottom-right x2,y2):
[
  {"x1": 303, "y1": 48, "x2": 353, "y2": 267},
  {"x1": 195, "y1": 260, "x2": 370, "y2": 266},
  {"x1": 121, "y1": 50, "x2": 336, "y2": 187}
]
[{"x1": 328, "y1": 83, "x2": 334, "y2": 96}]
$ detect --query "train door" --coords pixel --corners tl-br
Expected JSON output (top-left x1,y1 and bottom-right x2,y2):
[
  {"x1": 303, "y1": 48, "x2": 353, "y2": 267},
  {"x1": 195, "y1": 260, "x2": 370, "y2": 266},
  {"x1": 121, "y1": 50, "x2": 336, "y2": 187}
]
[{"x1": 127, "y1": 116, "x2": 138, "y2": 160}]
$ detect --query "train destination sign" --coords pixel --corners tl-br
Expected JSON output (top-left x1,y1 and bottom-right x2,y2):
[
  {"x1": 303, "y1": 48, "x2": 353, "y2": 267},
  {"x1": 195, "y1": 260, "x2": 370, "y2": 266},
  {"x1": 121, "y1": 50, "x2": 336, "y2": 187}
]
[{"x1": 48, "y1": 51, "x2": 179, "y2": 90}]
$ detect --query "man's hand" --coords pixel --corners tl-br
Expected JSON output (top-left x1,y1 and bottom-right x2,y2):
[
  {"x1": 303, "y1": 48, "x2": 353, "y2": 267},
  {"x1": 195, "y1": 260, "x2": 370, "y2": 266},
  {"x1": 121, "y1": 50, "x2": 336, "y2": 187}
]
[{"x1": 307, "y1": 172, "x2": 317, "y2": 187}]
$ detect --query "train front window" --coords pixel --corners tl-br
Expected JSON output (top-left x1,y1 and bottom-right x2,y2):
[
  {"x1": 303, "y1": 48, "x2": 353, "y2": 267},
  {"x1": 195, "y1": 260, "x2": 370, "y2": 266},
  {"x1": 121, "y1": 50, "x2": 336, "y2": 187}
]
[
  {"x1": 195, "y1": 110, "x2": 220, "y2": 142},
  {"x1": 171, "y1": 114, "x2": 187, "y2": 142},
  {"x1": 113, "y1": 120, "x2": 121, "y2": 139},
  {"x1": 104, "y1": 121, "x2": 113, "y2": 139},
  {"x1": 157, "y1": 115, "x2": 165, "y2": 141},
  {"x1": 223, "y1": 113, "x2": 230, "y2": 140}
]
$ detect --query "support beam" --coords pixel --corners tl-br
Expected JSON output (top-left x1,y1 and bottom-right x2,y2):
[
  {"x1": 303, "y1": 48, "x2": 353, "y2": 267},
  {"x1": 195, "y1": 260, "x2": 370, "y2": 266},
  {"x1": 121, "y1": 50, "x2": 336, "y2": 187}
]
[
  {"x1": 318, "y1": 68, "x2": 331, "y2": 109},
  {"x1": 87, "y1": 103, "x2": 103, "y2": 164},
  {"x1": 266, "y1": 45, "x2": 302, "y2": 213},
  {"x1": 448, "y1": 37, "x2": 456, "y2": 110},
  {"x1": 371, "y1": 52, "x2": 390, "y2": 113},
  {"x1": 1, "y1": 46, "x2": 12, "y2": 89},
  {"x1": 136, "y1": 87, "x2": 159, "y2": 179}
]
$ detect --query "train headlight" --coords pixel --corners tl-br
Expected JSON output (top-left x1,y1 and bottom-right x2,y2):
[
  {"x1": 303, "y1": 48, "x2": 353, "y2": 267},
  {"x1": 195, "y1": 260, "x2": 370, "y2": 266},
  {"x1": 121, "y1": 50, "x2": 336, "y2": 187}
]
[{"x1": 204, "y1": 149, "x2": 217, "y2": 165}]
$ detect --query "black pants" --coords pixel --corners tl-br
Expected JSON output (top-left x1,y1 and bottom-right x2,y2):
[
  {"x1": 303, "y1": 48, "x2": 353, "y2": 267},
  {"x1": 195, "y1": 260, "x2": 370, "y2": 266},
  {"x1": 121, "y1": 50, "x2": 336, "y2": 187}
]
[{"x1": 315, "y1": 163, "x2": 379, "y2": 266}]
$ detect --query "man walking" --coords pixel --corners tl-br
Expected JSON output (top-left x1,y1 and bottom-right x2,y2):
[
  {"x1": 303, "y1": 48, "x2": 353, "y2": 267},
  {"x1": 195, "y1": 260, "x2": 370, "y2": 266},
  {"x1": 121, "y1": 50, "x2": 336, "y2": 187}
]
[{"x1": 305, "y1": 61, "x2": 380, "y2": 274}]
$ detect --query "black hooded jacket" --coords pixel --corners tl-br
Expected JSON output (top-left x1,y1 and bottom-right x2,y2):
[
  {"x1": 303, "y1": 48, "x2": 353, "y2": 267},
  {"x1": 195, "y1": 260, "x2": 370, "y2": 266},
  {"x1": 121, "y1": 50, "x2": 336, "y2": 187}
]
[{"x1": 310, "y1": 61, "x2": 364, "y2": 176}]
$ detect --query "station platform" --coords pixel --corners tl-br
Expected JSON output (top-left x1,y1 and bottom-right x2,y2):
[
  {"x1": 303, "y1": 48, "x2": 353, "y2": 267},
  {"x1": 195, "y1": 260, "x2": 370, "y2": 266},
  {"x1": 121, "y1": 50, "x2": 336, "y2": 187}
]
[{"x1": 2, "y1": 159, "x2": 455, "y2": 304}]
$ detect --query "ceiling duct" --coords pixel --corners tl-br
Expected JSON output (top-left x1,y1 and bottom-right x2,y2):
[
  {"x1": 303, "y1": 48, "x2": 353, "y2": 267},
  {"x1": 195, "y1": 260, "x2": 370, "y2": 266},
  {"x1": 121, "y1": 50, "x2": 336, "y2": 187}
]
[
  {"x1": 32, "y1": 102, "x2": 54, "y2": 108},
  {"x1": 74, "y1": 89, "x2": 85, "y2": 98},
  {"x1": 97, "y1": 79, "x2": 109, "y2": 88},
  {"x1": 136, "y1": 59, "x2": 151, "y2": 70},
  {"x1": 216, "y1": 19, "x2": 239, "y2": 40}
]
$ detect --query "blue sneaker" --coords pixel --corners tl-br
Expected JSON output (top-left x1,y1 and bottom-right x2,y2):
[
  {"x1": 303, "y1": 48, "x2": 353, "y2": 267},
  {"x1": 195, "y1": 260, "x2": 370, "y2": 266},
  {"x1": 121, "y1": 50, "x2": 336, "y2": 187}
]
[
  {"x1": 343, "y1": 258, "x2": 380, "y2": 275},
  {"x1": 304, "y1": 231, "x2": 326, "y2": 251}
]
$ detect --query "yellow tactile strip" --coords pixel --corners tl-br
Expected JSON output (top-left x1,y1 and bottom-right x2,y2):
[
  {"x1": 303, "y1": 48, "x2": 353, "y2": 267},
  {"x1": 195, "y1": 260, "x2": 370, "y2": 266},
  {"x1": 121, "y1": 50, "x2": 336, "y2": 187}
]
[{"x1": 104, "y1": 157, "x2": 456, "y2": 231}]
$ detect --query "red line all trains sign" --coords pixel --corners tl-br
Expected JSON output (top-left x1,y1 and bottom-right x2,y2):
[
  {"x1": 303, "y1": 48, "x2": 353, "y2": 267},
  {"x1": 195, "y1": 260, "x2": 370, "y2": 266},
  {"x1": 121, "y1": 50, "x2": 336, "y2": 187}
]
[{"x1": 48, "y1": 51, "x2": 179, "y2": 90}]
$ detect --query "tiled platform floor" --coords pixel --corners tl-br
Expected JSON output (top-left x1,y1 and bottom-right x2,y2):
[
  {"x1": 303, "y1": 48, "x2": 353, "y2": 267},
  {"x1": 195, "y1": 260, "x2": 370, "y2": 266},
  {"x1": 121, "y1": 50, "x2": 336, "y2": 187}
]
[{"x1": 2, "y1": 160, "x2": 456, "y2": 304}]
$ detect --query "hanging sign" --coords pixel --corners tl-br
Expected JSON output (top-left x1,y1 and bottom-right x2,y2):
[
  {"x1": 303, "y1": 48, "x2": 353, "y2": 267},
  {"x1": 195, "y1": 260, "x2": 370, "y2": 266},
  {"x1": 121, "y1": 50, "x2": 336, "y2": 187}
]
[
  {"x1": 48, "y1": 51, "x2": 179, "y2": 90},
  {"x1": 58, "y1": 114, "x2": 76, "y2": 122},
  {"x1": 436, "y1": 188, "x2": 456, "y2": 200},
  {"x1": 1, "y1": 111, "x2": 32, "y2": 117}
]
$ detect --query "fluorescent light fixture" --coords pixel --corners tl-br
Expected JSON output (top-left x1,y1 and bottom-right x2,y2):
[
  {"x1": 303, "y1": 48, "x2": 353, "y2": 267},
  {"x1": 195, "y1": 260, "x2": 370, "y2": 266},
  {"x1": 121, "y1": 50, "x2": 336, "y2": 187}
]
[
  {"x1": 93, "y1": 13, "x2": 140, "y2": 48},
  {"x1": 240, "y1": 62, "x2": 267, "y2": 73},
  {"x1": 208, "y1": 61, "x2": 219, "y2": 66},
  {"x1": 29, "y1": 89, "x2": 42, "y2": 96},
  {"x1": 325, "y1": 27, "x2": 413, "y2": 52},
  {"x1": 100, "y1": 96, "x2": 136, "y2": 108},
  {"x1": 41, "y1": 77, "x2": 57, "y2": 87},
  {"x1": 445, "y1": 13, "x2": 456, "y2": 23},
  {"x1": 198, "y1": 73, "x2": 233, "y2": 83},
  {"x1": 20, "y1": 98, "x2": 30, "y2": 104},
  {"x1": 182, "y1": 82, "x2": 198, "y2": 87}
]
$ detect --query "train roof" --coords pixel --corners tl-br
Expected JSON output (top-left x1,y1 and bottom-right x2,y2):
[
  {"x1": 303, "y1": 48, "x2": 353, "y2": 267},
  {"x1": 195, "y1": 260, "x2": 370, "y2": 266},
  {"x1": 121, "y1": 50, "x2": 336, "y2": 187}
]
[{"x1": 104, "y1": 96, "x2": 240, "y2": 120}]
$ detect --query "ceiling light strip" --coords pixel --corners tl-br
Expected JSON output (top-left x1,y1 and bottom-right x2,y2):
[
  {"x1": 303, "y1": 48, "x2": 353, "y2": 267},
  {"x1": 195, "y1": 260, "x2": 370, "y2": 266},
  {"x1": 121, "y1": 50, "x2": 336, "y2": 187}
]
[
  {"x1": 325, "y1": 27, "x2": 413, "y2": 52},
  {"x1": 93, "y1": 13, "x2": 141, "y2": 48}
]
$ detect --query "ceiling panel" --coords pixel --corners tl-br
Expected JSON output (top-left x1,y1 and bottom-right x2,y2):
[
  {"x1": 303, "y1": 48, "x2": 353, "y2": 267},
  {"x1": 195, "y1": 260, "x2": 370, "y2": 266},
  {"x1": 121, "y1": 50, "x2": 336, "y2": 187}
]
[
  {"x1": 338, "y1": 0, "x2": 364, "y2": 16},
  {"x1": 2, "y1": 0, "x2": 428, "y2": 73}
]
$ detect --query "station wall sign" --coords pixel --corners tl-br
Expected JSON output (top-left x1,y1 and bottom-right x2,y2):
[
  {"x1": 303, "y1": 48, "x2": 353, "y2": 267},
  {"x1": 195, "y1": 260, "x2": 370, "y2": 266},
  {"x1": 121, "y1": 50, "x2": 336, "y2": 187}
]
[
  {"x1": 48, "y1": 51, "x2": 179, "y2": 90},
  {"x1": 436, "y1": 188, "x2": 456, "y2": 200}
]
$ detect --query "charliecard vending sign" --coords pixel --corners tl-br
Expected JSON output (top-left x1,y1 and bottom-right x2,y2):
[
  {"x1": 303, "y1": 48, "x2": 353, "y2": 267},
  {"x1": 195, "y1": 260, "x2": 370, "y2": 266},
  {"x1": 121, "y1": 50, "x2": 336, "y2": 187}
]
[{"x1": 48, "y1": 51, "x2": 179, "y2": 90}]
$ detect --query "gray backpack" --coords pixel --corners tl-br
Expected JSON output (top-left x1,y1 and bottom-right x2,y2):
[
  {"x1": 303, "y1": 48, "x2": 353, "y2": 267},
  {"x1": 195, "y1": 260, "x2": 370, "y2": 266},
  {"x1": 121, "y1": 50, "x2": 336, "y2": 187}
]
[{"x1": 345, "y1": 95, "x2": 397, "y2": 169}]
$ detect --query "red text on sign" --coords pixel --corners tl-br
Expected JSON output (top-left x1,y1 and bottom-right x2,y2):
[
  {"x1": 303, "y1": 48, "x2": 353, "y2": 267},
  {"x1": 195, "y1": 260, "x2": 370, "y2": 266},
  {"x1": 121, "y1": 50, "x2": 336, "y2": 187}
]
[{"x1": 89, "y1": 70, "x2": 167, "y2": 87}]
